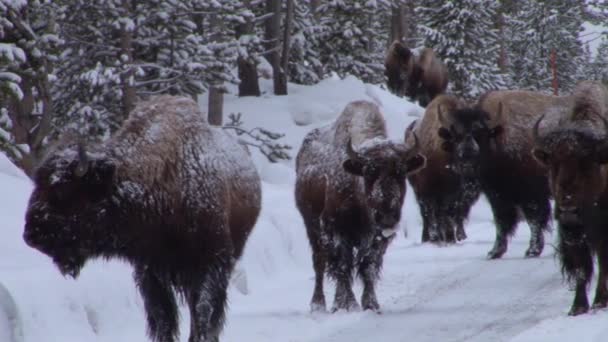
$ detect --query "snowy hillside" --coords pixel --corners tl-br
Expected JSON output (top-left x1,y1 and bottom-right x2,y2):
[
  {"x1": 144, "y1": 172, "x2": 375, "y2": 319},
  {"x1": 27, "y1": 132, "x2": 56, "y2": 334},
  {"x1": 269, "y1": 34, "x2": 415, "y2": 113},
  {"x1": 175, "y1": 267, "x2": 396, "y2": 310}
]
[{"x1": 1, "y1": 77, "x2": 607, "y2": 342}]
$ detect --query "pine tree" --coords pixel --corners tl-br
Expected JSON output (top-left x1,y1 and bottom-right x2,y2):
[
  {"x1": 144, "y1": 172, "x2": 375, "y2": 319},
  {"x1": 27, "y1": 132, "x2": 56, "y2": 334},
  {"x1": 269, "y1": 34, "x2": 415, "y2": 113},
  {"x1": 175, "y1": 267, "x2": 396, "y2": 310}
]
[
  {"x1": 507, "y1": 0, "x2": 584, "y2": 94},
  {"x1": 289, "y1": 0, "x2": 324, "y2": 85},
  {"x1": 0, "y1": 0, "x2": 59, "y2": 174},
  {"x1": 316, "y1": 0, "x2": 391, "y2": 84},
  {"x1": 418, "y1": 0, "x2": 507, "y2": 100},
  {"x1": 589, "y1": 38, "x2": 608, "y2": 85}
]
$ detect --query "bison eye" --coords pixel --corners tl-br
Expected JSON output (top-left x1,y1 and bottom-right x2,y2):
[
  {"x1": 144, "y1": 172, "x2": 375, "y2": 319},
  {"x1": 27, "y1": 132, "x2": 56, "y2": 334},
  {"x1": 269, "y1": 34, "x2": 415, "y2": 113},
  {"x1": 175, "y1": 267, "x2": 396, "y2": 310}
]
[
  {"x1": 364, "y1": 165, "x2": 380, "y2": 178},
  {"x1": 532, "y1": 148, "x2": 551, "y2": 166}
]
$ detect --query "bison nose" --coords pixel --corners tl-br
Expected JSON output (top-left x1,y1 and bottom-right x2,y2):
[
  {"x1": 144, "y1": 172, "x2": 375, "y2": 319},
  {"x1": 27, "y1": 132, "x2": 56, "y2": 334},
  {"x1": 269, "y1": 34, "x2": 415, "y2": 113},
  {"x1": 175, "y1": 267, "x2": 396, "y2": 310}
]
[{"x1": 375, "y1": 212, "x2": 399, "y2": 228}]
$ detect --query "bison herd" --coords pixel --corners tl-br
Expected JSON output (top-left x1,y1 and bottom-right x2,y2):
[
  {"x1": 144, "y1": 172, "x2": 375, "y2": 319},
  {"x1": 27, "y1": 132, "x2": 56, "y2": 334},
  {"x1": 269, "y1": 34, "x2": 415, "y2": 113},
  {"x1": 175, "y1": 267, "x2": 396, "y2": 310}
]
[{"x1": 19, "y1": 42, "x2": 608, "y2": 341}]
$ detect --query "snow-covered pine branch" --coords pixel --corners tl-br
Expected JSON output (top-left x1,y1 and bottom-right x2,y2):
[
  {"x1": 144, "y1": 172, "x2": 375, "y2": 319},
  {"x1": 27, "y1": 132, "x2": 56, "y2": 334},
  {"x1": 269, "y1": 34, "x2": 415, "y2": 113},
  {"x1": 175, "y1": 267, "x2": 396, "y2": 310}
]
[{"x1": 223, "y1": 112, "x2": 291, "y2": 163}]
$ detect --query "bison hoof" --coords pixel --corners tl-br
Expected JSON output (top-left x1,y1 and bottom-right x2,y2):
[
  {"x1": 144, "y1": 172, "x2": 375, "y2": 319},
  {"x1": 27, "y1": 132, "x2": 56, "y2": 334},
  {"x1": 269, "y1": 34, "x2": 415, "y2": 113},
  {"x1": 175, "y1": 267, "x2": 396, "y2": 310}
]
[
  {"x1": 362, "y1": 300, "x2": 380, "y2": 313},
  {"x1": 524, "y1": 247, "x2": 542, "y2": 258},
  {"x1": 331, "y1": 299, "x2": 360, "y2": 313},
  {"x1": 310, "y1": 300, "x2": 327, "y2": 313},
  {"x1": 487, "y1": 248, "x2": 506, "y2": 260},
  {"x1": 592, "y1": 299, "x2": 608, "y2": 310},
  {"x1": 456, "y1": 231, "x2": 467, "y2": 242},
  {"x1": 568, "y1": 304, "x2": 589, "y2": 316}
]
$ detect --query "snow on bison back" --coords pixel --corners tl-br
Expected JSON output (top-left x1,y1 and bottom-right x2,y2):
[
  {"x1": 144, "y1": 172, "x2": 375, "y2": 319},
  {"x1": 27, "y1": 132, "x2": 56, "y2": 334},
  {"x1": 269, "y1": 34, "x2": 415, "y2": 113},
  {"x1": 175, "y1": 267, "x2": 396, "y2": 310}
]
[{"x1": 22, "y1": 95, "x2": 261, "y2": 342}]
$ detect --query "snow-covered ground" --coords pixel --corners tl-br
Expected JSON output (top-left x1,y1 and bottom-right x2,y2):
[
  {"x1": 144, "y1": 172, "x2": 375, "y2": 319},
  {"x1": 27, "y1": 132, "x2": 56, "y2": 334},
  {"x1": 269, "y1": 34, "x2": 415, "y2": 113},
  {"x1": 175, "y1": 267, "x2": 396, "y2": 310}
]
[{"x1": 1, "y1": 76, "x2": 607, "y2": 342}]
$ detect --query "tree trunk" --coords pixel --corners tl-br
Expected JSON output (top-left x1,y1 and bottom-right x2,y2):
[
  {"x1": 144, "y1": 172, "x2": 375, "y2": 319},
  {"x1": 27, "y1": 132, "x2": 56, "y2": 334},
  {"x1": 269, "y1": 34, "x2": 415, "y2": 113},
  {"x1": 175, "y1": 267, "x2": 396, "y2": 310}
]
[
  {"x1": 265, "y1": 0, "x2": 285, "y2": 95},
  {"x1": 389, "y1": 2, "x2": 406, "y2": 46},
  {"x1": 208, "y1": 87, "x2": 224, "y2": 126},
  {"x1": 120, "y1": 0, "x2": 136, "y2": 118},
  {"x1": 237, "y1": 0, "x2": 261, "y2": 97},
  {"x1": 277, "y1": 0, "x2": 293, "y2": 95}
]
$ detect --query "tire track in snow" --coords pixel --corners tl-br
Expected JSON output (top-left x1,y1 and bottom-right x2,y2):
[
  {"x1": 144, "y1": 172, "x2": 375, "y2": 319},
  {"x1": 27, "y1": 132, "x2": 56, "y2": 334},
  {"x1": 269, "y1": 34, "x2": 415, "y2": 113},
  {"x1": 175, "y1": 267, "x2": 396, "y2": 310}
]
[{"x1": 313, "y1": 252, "x2": 568, "y2": 342}]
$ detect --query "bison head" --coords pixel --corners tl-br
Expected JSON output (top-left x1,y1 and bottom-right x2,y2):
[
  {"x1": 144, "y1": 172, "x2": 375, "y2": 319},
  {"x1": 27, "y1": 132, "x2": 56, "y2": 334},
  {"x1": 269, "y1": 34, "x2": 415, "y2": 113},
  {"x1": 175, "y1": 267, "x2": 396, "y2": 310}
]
[
  {"x1": 342, "y1": 131, "x2": 426, "y2": 230},
  {"x1": 437, "y1": 103, "x2": 503, "y2": 177},
  {"x1": 23, "y1": 142, "x2": 116, "y2": 278},
  {"x1": 532, "y1": 116, "x2": 608, "y2": 225},
  {"x1": 384, "y1": 41, "x2": 417, "y2": 99}
]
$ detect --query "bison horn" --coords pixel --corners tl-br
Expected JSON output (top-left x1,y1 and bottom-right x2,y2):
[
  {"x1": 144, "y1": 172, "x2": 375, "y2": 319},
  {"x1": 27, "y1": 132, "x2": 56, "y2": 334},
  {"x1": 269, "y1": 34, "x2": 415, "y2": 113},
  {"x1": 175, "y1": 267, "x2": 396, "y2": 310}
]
[
  {"x1": 75, "y1": 141, "x2": 89, "y2": 177},
  {"x1": 437, "y1": 104, "x2": 447, "y2": 127},
  {"x1": 345, "y1": 138, "x2": 361, "y2": 161},
  {"x1": 532, "y1": 114, "x2": 545, "y2": 143}
]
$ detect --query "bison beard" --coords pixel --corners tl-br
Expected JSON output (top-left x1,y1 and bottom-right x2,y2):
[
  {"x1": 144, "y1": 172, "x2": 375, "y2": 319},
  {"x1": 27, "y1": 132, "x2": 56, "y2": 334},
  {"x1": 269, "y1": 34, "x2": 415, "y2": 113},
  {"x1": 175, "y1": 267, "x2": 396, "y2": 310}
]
[
  {"x1": 23, "y1": 95, "x2": 261, "y2": 342},
  {"x1": 296, "y1": 101, "x2": 425, "y2": 313},
  {"x1": 532, "y1": 83, "x2": 608, "y2": 315}
]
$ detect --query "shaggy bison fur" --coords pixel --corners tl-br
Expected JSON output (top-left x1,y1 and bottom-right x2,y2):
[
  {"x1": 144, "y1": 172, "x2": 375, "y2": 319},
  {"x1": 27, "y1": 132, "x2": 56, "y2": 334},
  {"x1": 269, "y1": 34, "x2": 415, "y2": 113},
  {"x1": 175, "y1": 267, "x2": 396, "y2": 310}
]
[
  {"x1": 295, "y1": 100, "x2": 426, "y2": 313},
  {"x1": 406, "y1": 95, "x2": 481, "y2": 243},
  {"x1": 384, "y1": 41, "x2": 448, "y2": 108},
  {"x1": 23, "y1": 95, "x2": 261, "y2": 342},
  {"x1": 532, "y1": 81, "x2": 608, "y2": 315}
]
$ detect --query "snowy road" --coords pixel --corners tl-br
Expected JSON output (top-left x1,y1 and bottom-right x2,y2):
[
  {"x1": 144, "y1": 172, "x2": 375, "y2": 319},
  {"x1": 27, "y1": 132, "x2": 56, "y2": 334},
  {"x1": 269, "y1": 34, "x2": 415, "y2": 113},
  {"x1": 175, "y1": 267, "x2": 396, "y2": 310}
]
[{"x1": 222, "y1": 217, "x2": 593, "y2": 342}]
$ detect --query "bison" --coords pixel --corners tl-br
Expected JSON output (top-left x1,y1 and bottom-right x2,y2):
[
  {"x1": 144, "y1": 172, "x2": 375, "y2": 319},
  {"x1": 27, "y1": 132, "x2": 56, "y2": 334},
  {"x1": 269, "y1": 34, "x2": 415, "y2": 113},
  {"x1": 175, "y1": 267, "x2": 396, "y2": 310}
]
[
  {"x1": 23, "y1": 96, "x2": 262, "y2": 342},
  {"x1": 384, "y1": 40, "x2": 448, "y2": 108},
  {"x1": 531, "y1": 81, "x2": 608, "y2": 315},
  {"x1": 406, "y1": 95, "x2": 481, "y2": 243},
  {"x1": 432, "y1": 90, "x2": 571, "y2": 258},
  {"x1": 295, "y1": 100, "x2": 426, "y2": 313}
]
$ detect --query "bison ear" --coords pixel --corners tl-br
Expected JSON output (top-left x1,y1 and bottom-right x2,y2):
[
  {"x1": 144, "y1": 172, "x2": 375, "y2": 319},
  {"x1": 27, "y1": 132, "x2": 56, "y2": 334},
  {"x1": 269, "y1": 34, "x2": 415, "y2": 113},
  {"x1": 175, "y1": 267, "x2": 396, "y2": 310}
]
[
  {"x1": 343, "y1": 159, "x2": 365, "y2": 176},
  {"x1": 532, "y1": 148, "x2": 551, "y2": 166},
  {"x1": 404, "y1": 153, "x2": 426, "y2": 175},
  {"x1": 438, "y1": 127, "x2": 452, "y2": 141},
  {"x1": 88, "y1": 158, "x2": 116, "y2": 187},
  {"x1": 489, "y1": 125, "x2": 503, "y2": 138}
]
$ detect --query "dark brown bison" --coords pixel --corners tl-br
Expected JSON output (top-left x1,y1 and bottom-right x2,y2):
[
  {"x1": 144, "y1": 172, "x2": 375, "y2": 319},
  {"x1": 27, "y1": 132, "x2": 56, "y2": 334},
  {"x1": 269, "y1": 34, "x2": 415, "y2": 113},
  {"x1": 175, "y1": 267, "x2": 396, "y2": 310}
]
[
  {"x1": 384, "y1": 41, "x2": 448, "y2": 108},
  {"x1": 295, "y1": 100, "x2": 426, "y2": 313},
  {"x1": 23, "y1": 96, "x2": 262, "y2": 342},
  {"x1": 406, "y1": 95, "x2": 481, "y2": 244},
  {"x1": 531, "y1": 81, "x2": 608, "y2": 315},
  {"x1": 432, "y1": 90, "x2": 570, "y2": 258}
]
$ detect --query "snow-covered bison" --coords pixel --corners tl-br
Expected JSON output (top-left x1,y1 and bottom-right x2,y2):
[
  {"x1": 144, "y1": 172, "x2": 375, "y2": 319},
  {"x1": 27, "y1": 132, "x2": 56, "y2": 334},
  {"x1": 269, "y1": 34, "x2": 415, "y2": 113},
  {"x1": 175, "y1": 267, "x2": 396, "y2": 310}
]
[
  {"x1": 384, "y1": 41, "x2": 448, "y2": 107},
  {"x1": 406, "y1": 95, "x2": 481, "y2": 243},
  {"x1": 295, "y1": 100, "x2": 426, "y2": 313},
  {"x1": 468, "y1": 90, "x2": 571, "y2": 259},
  {"x1": 23, "y1": 96, "x2": 261, "y2": 342},
  {"x1": 531, "y1": 81, "x2": 608, "y2": 315}
]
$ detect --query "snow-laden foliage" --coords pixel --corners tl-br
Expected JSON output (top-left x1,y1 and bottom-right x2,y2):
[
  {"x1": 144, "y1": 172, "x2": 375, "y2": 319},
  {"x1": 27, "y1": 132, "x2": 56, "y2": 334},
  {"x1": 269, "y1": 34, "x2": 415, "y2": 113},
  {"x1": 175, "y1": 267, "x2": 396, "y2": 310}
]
[
  {"x1": 507, "y1": 1, "x2": 585, "y2": 94},
  {"x1": 223, "y1": 112, "x2": 291, "y2": 163},
  {"x1": 0, "y1": 0, "x2": 59, "y2": 173},
  {"x1": 316, "y1": 0, "x2": 392, "y2": 84},
  {"x1": 417, "y1": 0, "x2": 508, "y2": 100},
  {"x1": 52, "y1": 0, "x2": 248, "y2": 139},
  {"x1": 288, "y1": 0, "x2": 324, "y2": 85}
]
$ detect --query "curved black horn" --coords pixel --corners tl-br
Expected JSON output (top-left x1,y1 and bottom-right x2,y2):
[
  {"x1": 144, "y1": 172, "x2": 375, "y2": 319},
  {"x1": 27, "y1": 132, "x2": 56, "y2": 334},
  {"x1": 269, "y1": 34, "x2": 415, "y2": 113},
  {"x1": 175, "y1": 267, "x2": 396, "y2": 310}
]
[
  {"x1": 404, "y1": 120, "x2": 417, "y2": 142},
  {"x1": 75, "y1": 141, "x2": 89, "y2": 177},
  {"x1": 532, "y1": 114, "x2": 545, "y2": 143},
  {"x1": 345, "y1": 138, "x2": 360, "y2": 160}
]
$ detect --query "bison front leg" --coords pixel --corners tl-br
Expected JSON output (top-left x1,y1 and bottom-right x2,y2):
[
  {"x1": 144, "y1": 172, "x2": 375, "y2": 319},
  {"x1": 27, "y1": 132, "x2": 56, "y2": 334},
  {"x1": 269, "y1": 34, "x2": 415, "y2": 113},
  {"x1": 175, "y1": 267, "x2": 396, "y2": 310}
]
[
  {"x1": 592, "y1": 245, "x2": 608, "y2": 309},
  {"x1": 186, "y1": 256, "x2": 232, "y2": 342},
  {"x1": 358, "y1": 236, "x2": 392, "y2": 312},
  {"x1": 328, "y1": 240, "x2": 359, "y2": 312},
  {"x1": 485, "y1": 193, "x2": 518, "y2": 259},
  {"x1": 559, "y1": 228, "x2": 593, "y2": 316},
  {"x1": 134, "y1": 266, "x2": 179, "y2": 342},
  {"x1": 521, "y1": 199, "x2": 551, "y2": 258}
]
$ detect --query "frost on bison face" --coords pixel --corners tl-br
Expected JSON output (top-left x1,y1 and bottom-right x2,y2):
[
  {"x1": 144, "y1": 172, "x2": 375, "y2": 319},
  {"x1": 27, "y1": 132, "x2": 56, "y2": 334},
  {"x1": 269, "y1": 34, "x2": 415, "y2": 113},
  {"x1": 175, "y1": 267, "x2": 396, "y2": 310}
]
[{"x1": 24, "y1": 143, "x2": 115, "y2": 278}]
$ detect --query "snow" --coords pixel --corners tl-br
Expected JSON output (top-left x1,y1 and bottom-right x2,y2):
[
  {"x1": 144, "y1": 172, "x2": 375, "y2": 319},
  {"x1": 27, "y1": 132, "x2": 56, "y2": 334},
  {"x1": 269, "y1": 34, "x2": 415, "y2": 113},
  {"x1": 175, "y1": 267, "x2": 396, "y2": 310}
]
[{"x1": 2, "y1": 76, "x2": 607, "y2": 342}]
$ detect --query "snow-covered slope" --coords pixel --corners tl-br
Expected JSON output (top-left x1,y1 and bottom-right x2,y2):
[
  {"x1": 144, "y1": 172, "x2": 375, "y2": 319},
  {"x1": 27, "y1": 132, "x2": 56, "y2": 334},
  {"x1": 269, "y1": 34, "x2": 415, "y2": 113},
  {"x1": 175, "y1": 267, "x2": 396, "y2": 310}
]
[{"x1": 1, "y1": 77, "x2": 606, "y2": 342}]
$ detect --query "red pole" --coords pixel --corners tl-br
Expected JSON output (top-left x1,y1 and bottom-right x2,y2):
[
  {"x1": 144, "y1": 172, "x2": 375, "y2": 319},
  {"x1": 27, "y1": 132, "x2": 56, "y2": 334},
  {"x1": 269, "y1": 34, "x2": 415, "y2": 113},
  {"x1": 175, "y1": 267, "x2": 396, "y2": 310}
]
[{"x1": 551, "y1": 49, "x2": 558, "y2": 95}]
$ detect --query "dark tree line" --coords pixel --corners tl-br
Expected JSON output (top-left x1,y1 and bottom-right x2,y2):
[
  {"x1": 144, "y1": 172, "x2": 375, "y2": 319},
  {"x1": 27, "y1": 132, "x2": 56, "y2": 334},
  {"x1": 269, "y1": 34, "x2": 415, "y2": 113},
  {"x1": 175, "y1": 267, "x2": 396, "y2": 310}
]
[{"x1": 1, "y1": 0, "x2": 606, "y2": 174}]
